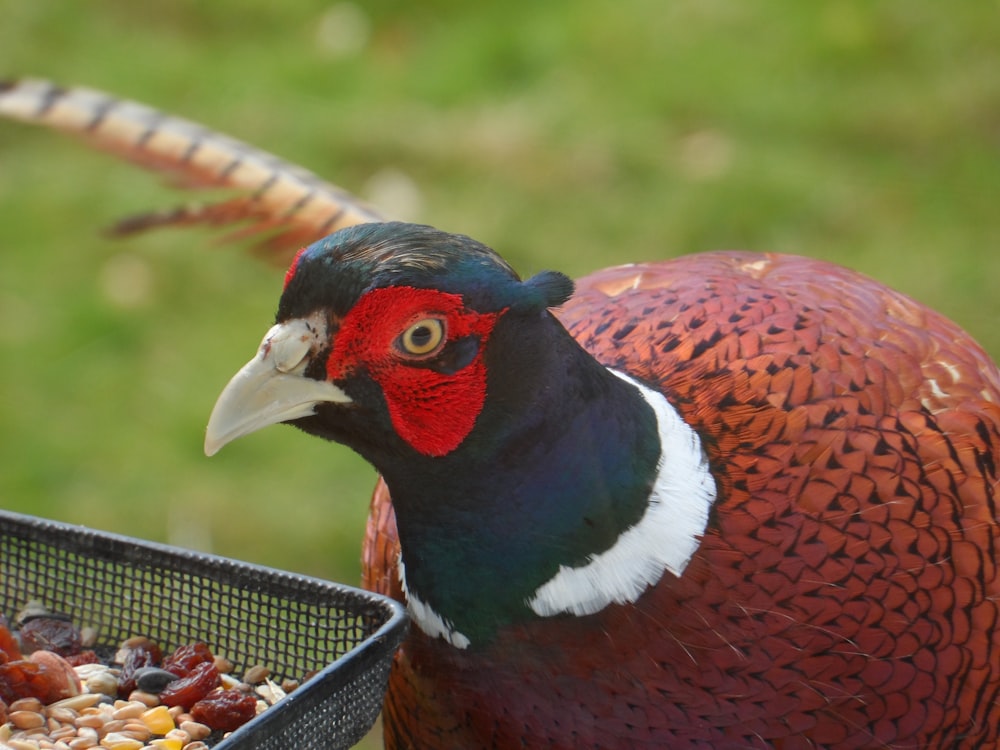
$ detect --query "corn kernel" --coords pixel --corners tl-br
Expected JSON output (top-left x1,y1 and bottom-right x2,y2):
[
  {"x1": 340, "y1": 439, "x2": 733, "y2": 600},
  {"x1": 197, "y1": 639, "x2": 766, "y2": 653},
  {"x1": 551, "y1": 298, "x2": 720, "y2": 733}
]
[
  {"x1": 141, "y1": 705, "x2": 176, "y2": 735},
  {"x1": 99, "y1": 733, "x2": 143, "y2": 750}
]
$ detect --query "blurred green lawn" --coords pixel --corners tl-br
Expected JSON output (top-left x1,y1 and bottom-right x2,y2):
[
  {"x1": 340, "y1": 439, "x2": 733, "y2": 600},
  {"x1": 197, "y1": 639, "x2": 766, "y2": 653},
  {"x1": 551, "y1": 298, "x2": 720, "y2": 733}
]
[{"x1": 1, "y1": 0, "x2": 998, "y2": 665}]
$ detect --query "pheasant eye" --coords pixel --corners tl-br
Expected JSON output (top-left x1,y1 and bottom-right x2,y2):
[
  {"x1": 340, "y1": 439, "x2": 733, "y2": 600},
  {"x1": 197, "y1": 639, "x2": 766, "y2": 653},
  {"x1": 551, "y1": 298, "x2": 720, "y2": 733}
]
[{"x1": 398, "y1": 318, "x2": 445, "y2": 356}]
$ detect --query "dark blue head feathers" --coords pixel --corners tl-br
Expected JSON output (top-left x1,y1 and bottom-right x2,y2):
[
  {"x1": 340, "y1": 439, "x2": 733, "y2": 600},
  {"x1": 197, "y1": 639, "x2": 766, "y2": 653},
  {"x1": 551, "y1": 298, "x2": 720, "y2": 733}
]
[{"x1": 278, "y1": 222, "x2": 574, "y2": 320}]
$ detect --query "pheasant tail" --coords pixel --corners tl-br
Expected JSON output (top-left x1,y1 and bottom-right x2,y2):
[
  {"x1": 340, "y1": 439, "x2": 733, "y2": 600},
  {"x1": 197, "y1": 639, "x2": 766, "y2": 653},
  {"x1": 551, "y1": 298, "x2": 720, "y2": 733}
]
[{"x1": 0, "y1": 78, "x2": 382, "y2": 259}]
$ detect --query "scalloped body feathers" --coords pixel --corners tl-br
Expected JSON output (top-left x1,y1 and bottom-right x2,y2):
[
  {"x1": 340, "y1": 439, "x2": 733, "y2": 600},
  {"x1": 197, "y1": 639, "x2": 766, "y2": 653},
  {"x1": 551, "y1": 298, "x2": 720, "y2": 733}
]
[{"x1": 365, "y1": 250, "x2": 1000, "y2": 749}]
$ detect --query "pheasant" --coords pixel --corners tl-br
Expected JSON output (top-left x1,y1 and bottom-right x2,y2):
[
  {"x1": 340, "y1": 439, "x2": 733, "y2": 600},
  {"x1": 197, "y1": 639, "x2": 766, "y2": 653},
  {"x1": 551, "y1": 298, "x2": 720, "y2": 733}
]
[{"x1": 5, "y1": 79, "x2": 1000, "y2": 748}]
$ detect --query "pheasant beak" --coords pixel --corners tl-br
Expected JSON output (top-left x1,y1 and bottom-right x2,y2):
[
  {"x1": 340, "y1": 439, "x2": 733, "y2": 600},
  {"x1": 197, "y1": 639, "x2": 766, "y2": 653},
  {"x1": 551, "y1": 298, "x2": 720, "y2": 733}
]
[{"x1": 204, "y1": 318, "x2": 351, "y2": 456}]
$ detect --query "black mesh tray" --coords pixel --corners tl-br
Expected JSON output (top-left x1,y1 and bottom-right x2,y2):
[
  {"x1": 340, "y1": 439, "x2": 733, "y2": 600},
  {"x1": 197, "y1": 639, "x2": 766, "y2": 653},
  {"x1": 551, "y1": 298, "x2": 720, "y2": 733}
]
[{"x1": 0, "y1": 509, "x2": 408, "y2": 749}]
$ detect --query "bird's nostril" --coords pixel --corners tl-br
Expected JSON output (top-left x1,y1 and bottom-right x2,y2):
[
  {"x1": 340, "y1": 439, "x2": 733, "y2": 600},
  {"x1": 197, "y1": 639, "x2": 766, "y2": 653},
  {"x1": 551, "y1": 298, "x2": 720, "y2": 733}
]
[{"x1": 261, "y1": 319, "x2": 323, "y2": 374}]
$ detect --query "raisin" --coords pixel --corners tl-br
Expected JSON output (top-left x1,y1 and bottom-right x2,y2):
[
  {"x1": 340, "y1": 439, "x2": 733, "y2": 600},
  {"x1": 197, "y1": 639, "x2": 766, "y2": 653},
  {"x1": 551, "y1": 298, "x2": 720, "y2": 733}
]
[
  {"x1": 20, "y1": 617, "x2": 81, "y2": 657},
  {"x1": 118, "y1": 641, "x2": 163, "y2": 698},
  {"x1": 190, "y1": 689, "x2": 259, "y2": 732},
  {"x1": 159, "y1": 661, "x2": 220, "y2": 708},
  {"x1": 0, "y1": 659, "x2": 49, "y2": 704},
  {"x1": 64, "y1": 650, "x2": 99, "y2": 667},
  {"x1": 0, "y1": 624, "x2": 23, "y2": 663},
  {"x1": 162, "y1": 641, "x2": 214, "y2": 677}
]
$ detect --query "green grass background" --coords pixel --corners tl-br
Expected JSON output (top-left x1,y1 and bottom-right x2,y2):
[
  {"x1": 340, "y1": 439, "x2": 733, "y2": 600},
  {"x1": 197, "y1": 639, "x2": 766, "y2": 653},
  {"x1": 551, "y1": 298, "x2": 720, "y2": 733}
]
[{"x1": 1, "y1": 3, "x2": 999, "y2": 742}]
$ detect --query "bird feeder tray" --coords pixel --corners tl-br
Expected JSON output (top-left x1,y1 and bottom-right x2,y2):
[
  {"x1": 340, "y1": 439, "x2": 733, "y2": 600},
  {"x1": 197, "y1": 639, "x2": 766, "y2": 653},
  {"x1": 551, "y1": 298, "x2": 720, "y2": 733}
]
[{"x1": 0, "y1": 509, "x2": 408, "y2": 749}]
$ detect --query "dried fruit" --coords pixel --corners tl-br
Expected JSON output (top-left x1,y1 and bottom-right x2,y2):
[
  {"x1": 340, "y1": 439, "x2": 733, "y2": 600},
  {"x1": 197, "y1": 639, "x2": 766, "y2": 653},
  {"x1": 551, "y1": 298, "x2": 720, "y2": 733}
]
[
  {"x1": 65, "y1": 650, "x2": 99, "y2": 667},
  {"x1": 0, "y1": 623, "x2": 23, "y2": 662},
  {"x1": 118, "y1": 640, "x2": 163, "y2": 698},
  {"x1": 0, "y1": 605, "x2": 312, "y2": 748},
  {"x1": 162, "y1": 642, "x2": 213, "y2": 678},
  {"x1": 116, "y1": 636, "x2": 163, "y2": 665},
  {"x1": 190, "y1": 689, "x2": 258, "y2": 733},
  {"x1": 19, "y1": 616, "x2": 81, "y2": 657},
  {"x1": 159, "y1": 661, "x2": 219, "y2": 708},
  {"x1": 0, "y1": 659, "x2": 43, "y2": 703}
]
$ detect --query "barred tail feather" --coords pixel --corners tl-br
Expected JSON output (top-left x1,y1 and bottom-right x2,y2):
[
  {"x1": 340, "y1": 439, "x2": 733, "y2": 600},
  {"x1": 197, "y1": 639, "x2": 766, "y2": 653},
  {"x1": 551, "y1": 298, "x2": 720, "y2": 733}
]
[{"x1": 0, "y1": 78, "x2": 383, "y2": 259}]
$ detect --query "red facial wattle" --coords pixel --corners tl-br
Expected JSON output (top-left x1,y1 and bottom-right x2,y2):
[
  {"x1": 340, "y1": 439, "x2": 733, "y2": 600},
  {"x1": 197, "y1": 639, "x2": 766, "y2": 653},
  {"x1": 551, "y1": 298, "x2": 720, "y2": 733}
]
[{"x1": 326, "y1": 286, "x2": 503, "y2": 457}]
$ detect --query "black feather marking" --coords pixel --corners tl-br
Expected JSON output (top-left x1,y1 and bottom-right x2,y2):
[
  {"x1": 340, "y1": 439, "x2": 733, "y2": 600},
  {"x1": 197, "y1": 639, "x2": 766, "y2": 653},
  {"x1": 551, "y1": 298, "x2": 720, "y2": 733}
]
[
  {"x1": 253, "y1": 171, "x2": 279, "y2": 197},
  {"x1": 316, "y1": 207, "x2": 347, "y2": 234},
  {"x1": 84, "y1": 96, "x2": 117, "y2": 133},
  {"x1": 217, "y1": 155, "x2": 244, "y2": 180},
  {"x1": 690, "y1": 328, "x2": 724, "y2": 359},
  {"x1": 35, "y1": 82, "x2": 66, "y2": 118},
  {"x1": 282, "y1": 187, "x2": 317, "y2": 217},
  {"x1": 179, "y1": 137, "x2": 202, "y2": 164},
  {"x1": 612, "y1": 321, "x2": 638, "y2": 341},
  {"x1": 134, "y1": 113, "x2": 166, "y2": 149}
]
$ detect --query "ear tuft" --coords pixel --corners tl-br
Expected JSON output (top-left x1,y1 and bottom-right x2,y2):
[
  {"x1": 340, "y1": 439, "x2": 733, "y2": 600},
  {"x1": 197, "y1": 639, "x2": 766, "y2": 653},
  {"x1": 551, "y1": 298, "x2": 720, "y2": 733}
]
[{"x1": 518, "y1": 271, "x2": 575, "y2": 311}]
